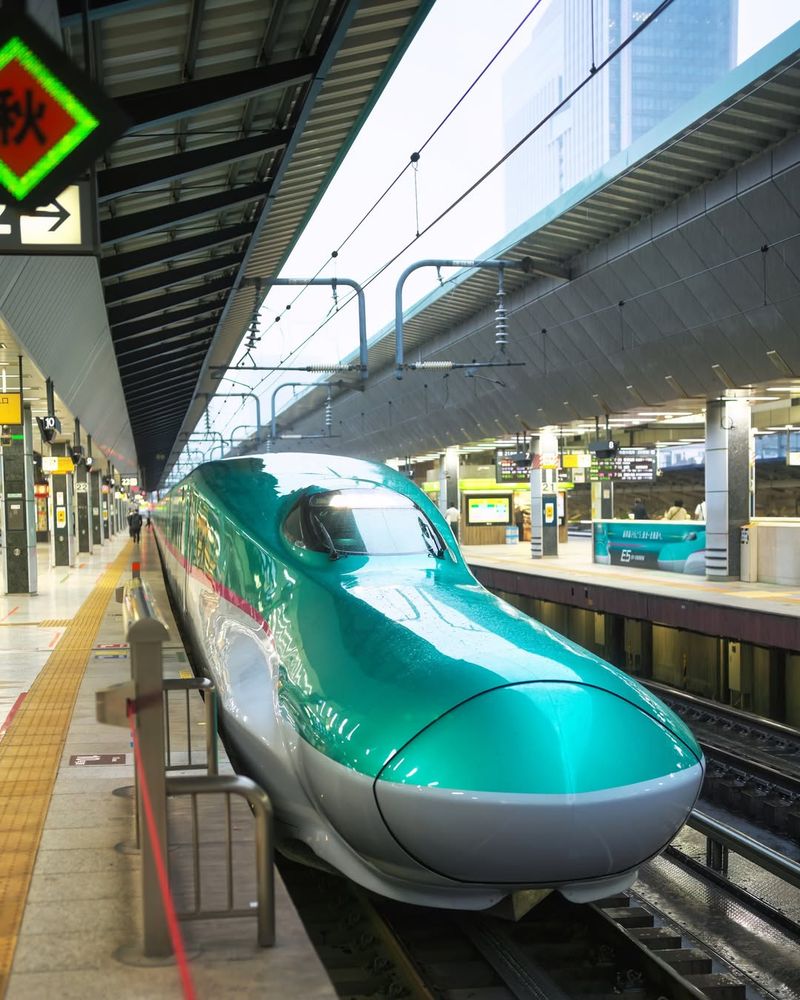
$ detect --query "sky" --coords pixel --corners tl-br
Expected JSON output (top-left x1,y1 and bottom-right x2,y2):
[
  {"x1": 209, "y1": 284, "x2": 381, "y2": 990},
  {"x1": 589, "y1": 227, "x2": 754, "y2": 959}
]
[{"x1": 190, "y1": 0, "x2": 800, "y2": 468}]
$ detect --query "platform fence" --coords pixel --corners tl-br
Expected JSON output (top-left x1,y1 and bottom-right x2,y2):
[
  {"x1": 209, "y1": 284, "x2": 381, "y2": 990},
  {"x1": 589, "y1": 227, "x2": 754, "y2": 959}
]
[{"x1": 97, "y1": 572, "x2": 275, "y2": 962}]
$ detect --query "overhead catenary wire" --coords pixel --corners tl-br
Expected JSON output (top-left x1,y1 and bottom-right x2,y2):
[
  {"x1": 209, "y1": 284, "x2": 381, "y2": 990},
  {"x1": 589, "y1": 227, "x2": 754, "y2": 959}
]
[
  {"x1": 246, "y1": 2, "x2": 548, "y2": 353},
  {"x1": 238, "y1": 0, "x2": 679, "y2": 413}
]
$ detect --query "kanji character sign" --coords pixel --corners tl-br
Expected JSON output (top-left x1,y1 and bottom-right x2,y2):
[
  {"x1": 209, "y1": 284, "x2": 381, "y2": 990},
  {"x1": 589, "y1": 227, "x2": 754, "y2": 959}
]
[{"x1": 0, "y1": 14, "x2": 128, "y2": 208}]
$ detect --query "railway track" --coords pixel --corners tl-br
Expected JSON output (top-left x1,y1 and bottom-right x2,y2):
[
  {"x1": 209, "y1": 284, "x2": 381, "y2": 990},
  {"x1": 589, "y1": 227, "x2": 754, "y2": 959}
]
[
  {"x1": 277, "y1": 848, "x2": 797, "y2": 1000},
  {"x1": 645, "y1": 682, "x2": 800, "y2": 842}
]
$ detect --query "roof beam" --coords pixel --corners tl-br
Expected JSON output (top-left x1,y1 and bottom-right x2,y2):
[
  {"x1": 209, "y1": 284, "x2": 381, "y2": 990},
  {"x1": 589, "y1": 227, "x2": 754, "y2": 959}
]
[
  {"x1": 124, "y1": 365, "x2": 202, "y2": 391},
  {"x1": 97, "y1": 129, "x2": 291, "y2": 201},
  {"x1": 129, "y1": 400, "x2": 193, "y2": 422},
  {"x1": 100, "y1": 222, "x2": 253, "y2": 278},
  {"x1": 118, "y1": 57, "x2": 317, "y2": 130},
  {"x1": 117, "y1": 337, "x2": 211, "y2": 379},
  {"x1": 105, "y1": 254, "x2": 241, "y2": 304},
  {"x1": 124, "y1": 373, "x2": 201, "y2": 401},
  {"x1": 101, "y1": 183, "x2": 270, "y2": 244},
  {"x1": 108, "y1": 278, "x2": 233, "y2": 327},
  {"x1": 120, "y1": 354, "x2": 209, "y2": 388},
  {"x1": 115, "y1": 322, "x2": 216, "y2": 356},
  {"x1": 111, "y1": 303, "x2": 222, "y2": 342},
  {"x1": 59, "y1": 0, "x2": 167, "y2": 27}
]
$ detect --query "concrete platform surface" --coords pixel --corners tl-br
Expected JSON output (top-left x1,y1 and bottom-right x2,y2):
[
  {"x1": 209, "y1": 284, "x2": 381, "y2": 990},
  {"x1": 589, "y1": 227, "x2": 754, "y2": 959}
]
[
  {"x1": 463, "y1": 536, "x2": 800, "y2": 618},
  {"x1": 4, "y1": 529, "x2": 336, "y2": 1000}
]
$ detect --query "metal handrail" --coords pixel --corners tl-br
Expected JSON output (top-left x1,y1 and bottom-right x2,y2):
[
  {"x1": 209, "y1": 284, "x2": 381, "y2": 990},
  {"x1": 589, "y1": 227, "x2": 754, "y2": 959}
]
[
  {"x1": 688, "y1": 809, "x2": 800, "y2": 889},
  {"x1": 163, "y1": 677, "x2": 219, "y2": 775},
  {"x1": 167, "y1": 774, "x2": 275, "y2": 947},
  {"x1": 123, "y1": 577, "x2": 172, "y2": 957}
]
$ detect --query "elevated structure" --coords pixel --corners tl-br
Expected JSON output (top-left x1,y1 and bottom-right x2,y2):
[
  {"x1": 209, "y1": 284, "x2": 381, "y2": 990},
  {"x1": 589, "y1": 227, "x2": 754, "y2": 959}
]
[
  {"x1": 0, "y1": 0, "x2": 433, "y2": 487},
  {"x1": 275, "y1": 25, "x2": 800, "y2": 458}
]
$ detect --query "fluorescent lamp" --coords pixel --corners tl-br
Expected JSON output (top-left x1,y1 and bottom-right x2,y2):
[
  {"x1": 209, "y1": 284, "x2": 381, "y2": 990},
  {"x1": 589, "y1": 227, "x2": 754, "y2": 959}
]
[
  {"x1": 766, "y1": 349, "x2": 793, "y2": 375},
  {"x1": 712, "y1": 364, "x2": 737, "y2": 389}
]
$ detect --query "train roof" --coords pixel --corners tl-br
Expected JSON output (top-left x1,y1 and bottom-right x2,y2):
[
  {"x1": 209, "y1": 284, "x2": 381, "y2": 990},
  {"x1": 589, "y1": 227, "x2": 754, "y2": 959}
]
[
  {"x1": 195, "y1": 452, "x2": 415, "y2": 495},
  {"x1": 172, "y1": 453, "x2": 436, "y2": 543}
]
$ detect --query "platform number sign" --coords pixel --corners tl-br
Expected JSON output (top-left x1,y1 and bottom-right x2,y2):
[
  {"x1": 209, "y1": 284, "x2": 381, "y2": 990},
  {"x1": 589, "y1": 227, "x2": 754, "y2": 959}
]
[{"x1": 0, "y1": 14, "x2": 128, "y2": 209}]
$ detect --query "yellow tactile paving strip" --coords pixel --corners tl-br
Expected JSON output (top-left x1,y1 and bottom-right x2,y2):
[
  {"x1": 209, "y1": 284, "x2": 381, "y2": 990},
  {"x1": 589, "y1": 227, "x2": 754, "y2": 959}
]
[
  {"x1": 0, "y1": 620, "x2": 73, "y2": 629},
  {"x1": 0, "y1": 545, "x2": 132, "y2": 998}
]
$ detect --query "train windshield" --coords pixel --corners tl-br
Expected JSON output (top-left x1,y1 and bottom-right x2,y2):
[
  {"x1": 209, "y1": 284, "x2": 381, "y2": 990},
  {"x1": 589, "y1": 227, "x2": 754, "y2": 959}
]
[{"x1": 285, "y1": 488, "x2": 447, "y2": 559}]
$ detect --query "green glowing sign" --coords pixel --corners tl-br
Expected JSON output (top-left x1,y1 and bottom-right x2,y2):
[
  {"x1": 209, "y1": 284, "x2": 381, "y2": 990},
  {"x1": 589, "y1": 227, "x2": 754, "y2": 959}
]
[{"x1": 0, "y1": 14, "x2": 128, "y2": 209}]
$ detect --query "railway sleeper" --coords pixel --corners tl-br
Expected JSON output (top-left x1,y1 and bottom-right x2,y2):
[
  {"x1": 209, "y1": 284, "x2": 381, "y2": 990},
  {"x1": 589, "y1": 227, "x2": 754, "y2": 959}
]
[
  {"x1": 591, "y1": 897, "x2": 749, "y2": 1000},
  {"x1": 629, "y1": 926, "x2": 682, "y2": 950},
  {"x1": 682, "y1": 973, "x2": 747, "y2": 999}
]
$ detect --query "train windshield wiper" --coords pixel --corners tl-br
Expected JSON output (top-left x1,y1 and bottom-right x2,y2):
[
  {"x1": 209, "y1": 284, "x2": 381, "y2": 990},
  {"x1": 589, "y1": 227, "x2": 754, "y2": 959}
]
[
  {"x1": 418, "y1": 517, "x2": 444, "y2": 558},
  {"x1": 313, "y1": 515, "x2": 343, "y2": 560}
]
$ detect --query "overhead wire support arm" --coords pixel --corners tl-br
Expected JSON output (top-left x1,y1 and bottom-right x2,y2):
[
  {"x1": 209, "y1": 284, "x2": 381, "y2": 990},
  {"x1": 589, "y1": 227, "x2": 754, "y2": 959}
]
[
  {"x1": 199, "y1": 392, "x2": 263, "y2": 445},
  {"x1": 406, "y1": 361, "x2": 526, "y2": 371},
  {"x1": 270, "y1": 382, "x2": 338, "y2": 443},
  {"x1": 260, "y1": 277, "x2": 369, "y2": 381},
  {"x1": 394, "y1": 258, "x2": 533, "y2": 379},
  {"x1": 210, "y1": 363, "x2": 361, "y2": 379}
]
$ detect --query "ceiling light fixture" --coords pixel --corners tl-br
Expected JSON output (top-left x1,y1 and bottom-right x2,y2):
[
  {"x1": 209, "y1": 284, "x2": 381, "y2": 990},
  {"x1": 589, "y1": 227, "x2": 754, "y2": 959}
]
[
  {"x1": 664, "y1": 374, "x2": 689, "y2": 397},
  {"x1": 766, "y1": 349, "x2": 793, "y2": 375},
  {"x1": 711, "y1": 363, "x2": 737, "y2": 389}
]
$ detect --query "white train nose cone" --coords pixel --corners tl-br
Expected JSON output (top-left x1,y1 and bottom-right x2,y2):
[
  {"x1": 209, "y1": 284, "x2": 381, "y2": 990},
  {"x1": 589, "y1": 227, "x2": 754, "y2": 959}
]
[{"x1": 374, "y1": 682, "x2": 703, "y2": 885}]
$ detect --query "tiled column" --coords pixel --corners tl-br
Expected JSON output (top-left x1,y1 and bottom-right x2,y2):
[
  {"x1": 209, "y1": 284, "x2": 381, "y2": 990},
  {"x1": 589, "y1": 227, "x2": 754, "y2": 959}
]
[
  {"x1": 531, "y1": 430, "x2": 559, "y2": 559},
  {"x1": 0, "y1": 404, "x2": 37, "y2": 594},
  {"x1": 705, "y1": 397, "x2": 752, "y2": 579},
  {"x1": 49, "y1": 443, "x2": 75, "y2": 568}
]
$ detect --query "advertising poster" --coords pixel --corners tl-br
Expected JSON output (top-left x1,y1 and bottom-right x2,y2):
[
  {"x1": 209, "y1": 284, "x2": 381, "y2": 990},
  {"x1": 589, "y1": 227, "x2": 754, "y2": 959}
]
[{"x1": 594, "y1": 521, "x2": 705, "y2": 575}]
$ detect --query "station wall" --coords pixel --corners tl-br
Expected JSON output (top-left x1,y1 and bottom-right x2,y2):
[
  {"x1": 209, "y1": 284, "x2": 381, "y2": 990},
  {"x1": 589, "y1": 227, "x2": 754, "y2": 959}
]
[{"x1": 491, "y1": 590, "x2": 800, "y2": 727}]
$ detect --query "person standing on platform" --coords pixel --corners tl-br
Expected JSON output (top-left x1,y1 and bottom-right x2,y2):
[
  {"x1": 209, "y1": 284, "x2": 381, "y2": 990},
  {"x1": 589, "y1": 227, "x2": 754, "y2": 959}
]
[
  {"x1": 631, "y1": 497, "x2": 649, "y2": 520},
  {"x1": 694, "y1": 499, "x2": 706, "y2": 520},
  {"x1": 129, "y1": 508, "x2": 143, "y2": 543},
  {"x1": 663, "y1": 499, "x2": 690, "y2": 521},
  {"x1": 445, "y1": 503, "x2": 460, "y2": 541}
]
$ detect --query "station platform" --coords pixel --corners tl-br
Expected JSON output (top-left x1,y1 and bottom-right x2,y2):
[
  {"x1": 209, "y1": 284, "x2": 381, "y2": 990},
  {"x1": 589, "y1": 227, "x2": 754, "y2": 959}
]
[
  {"x1": 463, "y1": 536, "x2": 800, "y2": 652},
  {"x1": 0, "y1": 532, "x2": 336, "y2": 999}
]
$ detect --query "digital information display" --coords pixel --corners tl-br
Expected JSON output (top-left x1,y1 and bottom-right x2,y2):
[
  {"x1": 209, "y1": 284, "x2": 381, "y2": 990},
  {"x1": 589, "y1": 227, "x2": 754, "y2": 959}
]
[
  {"x1": 495, "y1": 449, "x2": 531, "y2": 483},
  {"x1": 590, "y1": 447, "x2": 656, "y2": 482},
  {"x1": 466, "y1": 495, "x2": 512, "y2": 525}
]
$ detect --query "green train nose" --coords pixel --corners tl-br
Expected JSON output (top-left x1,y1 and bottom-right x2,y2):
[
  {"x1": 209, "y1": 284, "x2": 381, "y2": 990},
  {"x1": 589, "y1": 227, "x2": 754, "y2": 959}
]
[{"x1": 374, "y1": 682, "x2": 703, "y2": 884}]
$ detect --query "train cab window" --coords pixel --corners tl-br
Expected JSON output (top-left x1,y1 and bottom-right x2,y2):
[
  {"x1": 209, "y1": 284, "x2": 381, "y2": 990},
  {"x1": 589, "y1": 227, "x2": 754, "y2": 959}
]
[{"x1": 284, "y1": 488, "x2": 447, "y2": 559}]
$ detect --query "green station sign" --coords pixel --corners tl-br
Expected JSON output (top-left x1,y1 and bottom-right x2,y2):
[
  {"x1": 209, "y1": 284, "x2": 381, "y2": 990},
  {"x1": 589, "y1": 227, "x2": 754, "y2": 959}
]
[{"x1": 0, "y1": 14, "x2": 128, "y2": 208}]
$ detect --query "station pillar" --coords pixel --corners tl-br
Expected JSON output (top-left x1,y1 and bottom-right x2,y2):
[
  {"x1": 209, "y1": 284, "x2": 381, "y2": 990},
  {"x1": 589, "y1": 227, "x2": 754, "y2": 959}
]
[
  {"x1": 50, "y1": 443, "x2": 75, "y2": 568},
  {"x1": 74, "y1": 421, "x2": 92, "y2": 554},
  {"x1": 705, "y1": 396, "x2": 752, "y2": 579},
  {"x1": 591, "y1": 480, "x2": 614, "y2": 519},
  {"x1": 108, "y1": 464, "x2": 117, "y2": 535},
  {"x1": 87, "y1": 435, "x2": 102, "y2": 546},
  {"x1": 90, "y1": 468, "x2": 103, "y2": 545},
  {"x1": 530, "y1": 431, "x2": 559, "y2": 559},
  {"x1": 0, "y1": 404, "x2": 38, "y2": 594},
  {"x1": 439, "y1": 447, "x2": 460, "y2": 522}
]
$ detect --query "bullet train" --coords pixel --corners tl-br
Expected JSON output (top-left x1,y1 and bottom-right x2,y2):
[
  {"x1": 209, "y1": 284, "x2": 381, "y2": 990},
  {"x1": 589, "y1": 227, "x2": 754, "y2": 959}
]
[{"x1": 154, "y1": 453, "x2": 704, "y2": 911}]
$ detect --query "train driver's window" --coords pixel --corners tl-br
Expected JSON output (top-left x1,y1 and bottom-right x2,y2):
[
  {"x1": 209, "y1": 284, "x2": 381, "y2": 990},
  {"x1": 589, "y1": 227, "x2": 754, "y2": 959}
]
[{"x1": 284, "y1": 488, "x2": 447, "y2": 559}]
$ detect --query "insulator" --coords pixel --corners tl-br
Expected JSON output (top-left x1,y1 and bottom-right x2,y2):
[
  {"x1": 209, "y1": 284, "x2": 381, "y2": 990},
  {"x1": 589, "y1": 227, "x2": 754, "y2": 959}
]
[
  {"x1": 495, "y1": 267, "x2": 508, "y2": 348},
  {"x1": 324, "y1": 400, "x2": 332, "y2": 431},
  {"x1": 495, "y1": 305, "x2": 508, "y2": 348},
  {"x1": 303, "y1": 364, "x2": 358, "y2": 372},
  {"x1": 409, "y1": 361, "x2": 454, "y2": 370}
]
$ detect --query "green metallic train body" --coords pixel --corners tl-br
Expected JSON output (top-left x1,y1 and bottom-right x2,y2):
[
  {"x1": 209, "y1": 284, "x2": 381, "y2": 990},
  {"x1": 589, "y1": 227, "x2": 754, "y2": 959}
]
[{"x1": 154, "y1": 453, "x2": 704, "y2": 909}]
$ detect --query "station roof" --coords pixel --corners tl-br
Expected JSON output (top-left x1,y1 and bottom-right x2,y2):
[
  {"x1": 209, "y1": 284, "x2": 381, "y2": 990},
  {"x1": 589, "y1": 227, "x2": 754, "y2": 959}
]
[
  {"x1": 58, "y1": 0, "x2": 433, "y2": 487},
  {"x1": 272, "y1": 24, "x2": 800, "y2": 447}
]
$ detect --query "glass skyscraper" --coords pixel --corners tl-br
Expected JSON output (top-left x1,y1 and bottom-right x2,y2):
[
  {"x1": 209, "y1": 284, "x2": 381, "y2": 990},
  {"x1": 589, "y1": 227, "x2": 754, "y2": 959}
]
[{"x1": 504, "y1": 0, "x2": 738, "y2": 228}]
